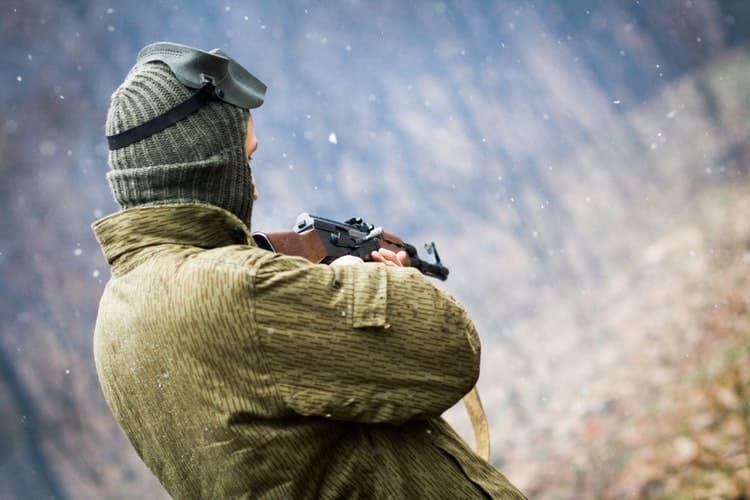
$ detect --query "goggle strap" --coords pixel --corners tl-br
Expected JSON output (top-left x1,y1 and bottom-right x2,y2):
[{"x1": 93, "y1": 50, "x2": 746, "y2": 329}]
[{"x1": 107, "y1": 83, "x2": 216, "y2": 150}]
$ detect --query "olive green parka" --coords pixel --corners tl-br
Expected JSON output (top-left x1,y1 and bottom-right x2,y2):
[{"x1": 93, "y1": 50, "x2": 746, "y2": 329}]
[{"x1": 92, "y1": 203, "x2": 526, "y2": 499}]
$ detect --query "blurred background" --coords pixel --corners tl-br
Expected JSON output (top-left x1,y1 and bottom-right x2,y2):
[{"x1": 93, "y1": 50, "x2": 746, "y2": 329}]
[{"x1": 2, "y1": 0, "x2": 750, "y2": 498}]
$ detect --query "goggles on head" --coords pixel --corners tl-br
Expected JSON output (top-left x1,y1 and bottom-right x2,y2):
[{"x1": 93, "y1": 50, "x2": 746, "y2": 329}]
[{"x1": 107, "y1": 42, "x2": 267, "y2": 150}]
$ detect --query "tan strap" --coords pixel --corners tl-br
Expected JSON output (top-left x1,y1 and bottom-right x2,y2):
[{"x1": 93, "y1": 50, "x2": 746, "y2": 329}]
[{"x1": 462, "y1": 386, "x2": 490, "y2": 461}]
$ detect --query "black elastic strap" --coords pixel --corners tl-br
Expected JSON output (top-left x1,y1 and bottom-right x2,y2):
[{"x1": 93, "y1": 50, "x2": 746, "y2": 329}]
[{"x1": 107, "y1": 83, "x2": 216, "y2": 150}]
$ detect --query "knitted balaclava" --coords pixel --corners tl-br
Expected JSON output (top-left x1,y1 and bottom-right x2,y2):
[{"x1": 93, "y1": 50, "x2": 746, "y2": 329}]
[{"x1": 105, "y1": 61, "x2": 253, "y2": 225}]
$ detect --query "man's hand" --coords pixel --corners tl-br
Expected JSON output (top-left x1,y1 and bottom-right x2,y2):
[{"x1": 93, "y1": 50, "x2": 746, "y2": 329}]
[
  {"x1": 369, "y1": 248, "x2": 409, "y2": 267},
  {"x1": 330, "y1": 248, "x2": 408, "y2": 268}
]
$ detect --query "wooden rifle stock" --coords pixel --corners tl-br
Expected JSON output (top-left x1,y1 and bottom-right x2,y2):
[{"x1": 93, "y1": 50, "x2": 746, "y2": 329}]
[{"x1": 252, "y1": 230, "x2": 330, "y2": 264}]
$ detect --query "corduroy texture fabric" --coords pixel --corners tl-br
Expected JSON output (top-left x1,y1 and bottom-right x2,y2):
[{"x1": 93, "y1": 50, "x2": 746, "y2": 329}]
[
  {"x1": 91, "y1": 203, "x2": 528, "y2": 500},
  {"x1": 105, "y1": 62, "x2": 253, "y2": 225}
]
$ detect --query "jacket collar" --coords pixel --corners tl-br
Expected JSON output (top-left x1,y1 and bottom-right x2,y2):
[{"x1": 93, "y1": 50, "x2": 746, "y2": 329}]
[{"x1": 92, "y1": 203, "x2": 254, "y2": 266}]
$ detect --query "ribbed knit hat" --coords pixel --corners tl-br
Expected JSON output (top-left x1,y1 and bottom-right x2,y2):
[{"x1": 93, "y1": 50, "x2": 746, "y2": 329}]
[{"x1": 105, "y1": 61, "x2": 253, "y2": 225}]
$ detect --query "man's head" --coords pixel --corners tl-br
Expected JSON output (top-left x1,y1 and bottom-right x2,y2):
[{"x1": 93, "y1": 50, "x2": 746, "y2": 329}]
[{"x1": 105, "y1": 43, "x2": 265, "y2": 226}]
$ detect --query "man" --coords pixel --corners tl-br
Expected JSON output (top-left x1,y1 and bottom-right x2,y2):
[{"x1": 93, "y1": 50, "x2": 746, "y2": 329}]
[{"x1": 93, "y1": 42, "x2": 526, "y2": 499}]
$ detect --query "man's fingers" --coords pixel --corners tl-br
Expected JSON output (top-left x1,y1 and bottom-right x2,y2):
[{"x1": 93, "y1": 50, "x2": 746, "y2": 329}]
[
  {"x1": 371, "y1": 248, "x2": 404, "y2": 267},
  {"x1": 396, "y1": 251, "x2": 409, "y2": 266},
  {"x1": 370, "y1": 251, "x2": 392, "y2": 266}
]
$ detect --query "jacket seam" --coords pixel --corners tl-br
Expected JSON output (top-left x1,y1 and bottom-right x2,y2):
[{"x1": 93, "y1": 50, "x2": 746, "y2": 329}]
[{"x1": 189, "y1": 251, "x2": 290, "y2": 423}]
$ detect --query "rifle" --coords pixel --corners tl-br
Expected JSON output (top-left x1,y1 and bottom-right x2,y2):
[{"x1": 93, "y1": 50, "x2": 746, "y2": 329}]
[{"x1": 252, "y1": 213, "x2": 449, "y2": 281}]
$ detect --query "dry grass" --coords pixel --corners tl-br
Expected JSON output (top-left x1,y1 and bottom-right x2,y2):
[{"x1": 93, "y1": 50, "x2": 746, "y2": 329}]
[
  {"x1": 613, "y1": 245, "x2": 750, "y2": 499},
  {"x1": 513, "y1": 185, "x2": 750, "y2": 499}
]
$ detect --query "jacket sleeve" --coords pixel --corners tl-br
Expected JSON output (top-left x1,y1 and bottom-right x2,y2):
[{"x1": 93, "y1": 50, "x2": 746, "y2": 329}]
[{"x1": 250, "y1": 253, "x2": 481, "y2": 424}]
